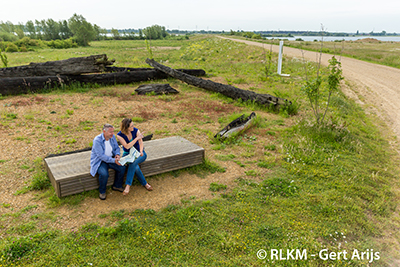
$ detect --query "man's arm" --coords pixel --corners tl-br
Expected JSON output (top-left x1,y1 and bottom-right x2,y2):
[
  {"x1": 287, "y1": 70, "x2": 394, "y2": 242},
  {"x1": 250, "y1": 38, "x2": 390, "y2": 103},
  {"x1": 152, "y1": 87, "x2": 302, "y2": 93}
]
[{"x1": 111, "y1": 135, "x2": 123, "y2": 165}]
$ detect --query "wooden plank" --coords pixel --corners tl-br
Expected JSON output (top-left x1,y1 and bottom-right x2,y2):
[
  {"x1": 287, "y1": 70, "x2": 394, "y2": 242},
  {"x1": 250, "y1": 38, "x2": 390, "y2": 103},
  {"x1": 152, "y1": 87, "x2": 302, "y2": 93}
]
[{"x1": 44, "y1": 136, "x2": 205, "y2": 197}]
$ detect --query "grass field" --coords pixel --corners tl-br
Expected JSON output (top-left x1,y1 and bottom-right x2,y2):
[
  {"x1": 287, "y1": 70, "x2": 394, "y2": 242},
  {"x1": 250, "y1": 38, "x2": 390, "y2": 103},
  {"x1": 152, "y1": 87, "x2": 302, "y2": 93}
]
[{"x1": 0, "y1": 36, "x2": 399, "y2": 266}]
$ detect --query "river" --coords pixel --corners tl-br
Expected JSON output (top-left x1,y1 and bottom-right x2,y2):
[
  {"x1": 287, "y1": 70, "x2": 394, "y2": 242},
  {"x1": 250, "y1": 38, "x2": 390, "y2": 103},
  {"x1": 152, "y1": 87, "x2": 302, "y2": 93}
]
[{"x1": 265, "y1": 36, "x2": 400, "y2": 42}]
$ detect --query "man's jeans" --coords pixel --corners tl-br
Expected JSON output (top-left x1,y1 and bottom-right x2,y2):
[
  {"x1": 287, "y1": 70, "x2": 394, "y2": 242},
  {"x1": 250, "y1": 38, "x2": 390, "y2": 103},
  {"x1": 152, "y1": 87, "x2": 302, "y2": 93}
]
[
  {"x1": 126, "y1": 150, "x2": 147, "y2": 186},
  {"x1": 97, "y1": 161, "x2": 126, "y2": 194}
]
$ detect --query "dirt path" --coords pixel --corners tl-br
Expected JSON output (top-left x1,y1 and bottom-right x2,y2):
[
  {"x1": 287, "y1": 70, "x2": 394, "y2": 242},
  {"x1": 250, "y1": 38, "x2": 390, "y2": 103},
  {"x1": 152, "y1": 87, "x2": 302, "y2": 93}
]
[{"x1": 221, "y1": 37, "x2": 400, "y2": 139}]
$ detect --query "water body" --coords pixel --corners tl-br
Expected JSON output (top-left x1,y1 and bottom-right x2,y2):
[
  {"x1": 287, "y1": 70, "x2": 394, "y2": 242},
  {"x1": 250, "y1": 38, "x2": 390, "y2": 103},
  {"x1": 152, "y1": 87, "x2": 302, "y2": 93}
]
[{"x1": 266, "y1": 36, "x2": 400, "y2": 42}]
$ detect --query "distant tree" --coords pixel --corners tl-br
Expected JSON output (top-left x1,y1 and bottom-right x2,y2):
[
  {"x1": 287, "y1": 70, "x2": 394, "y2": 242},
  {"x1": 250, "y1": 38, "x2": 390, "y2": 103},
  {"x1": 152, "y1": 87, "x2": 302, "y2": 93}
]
[
  {"x1": 44, "y1": 19, "x2": 60, "y2": 40},
  {"x1": 68, "y1": 14, "x2": 96, "y2": 46},
  {"x1": 26, "y1": 20, "x2": 36, "y2": 39},
  {"x1": 35, "y1": 20, "x2": 43, "y2": 39},
  {"x1": 242, "y1": 31, "x2": 253, "y2": 38},
  {"x1": 59, "y1": 20, "x2": 72, "y2": 39},
  {"x1": 15, "y1": 23, "x2": 25, "y2": 39},
  {"x1": 93, "y1": 24, "x2": 106, "y2": 40},
  {"x1": 111, "y1": 28, "x2": 120, "y2": 40},
  {"x1": 0, "y1": 21, "x2": 14, "y2": 33},
  {"x1": 38, "y1": 20, "x2": 51, "y2": 40},
  {"x1": 143, "y1": 25, "x2": 168, "y2": 39}
]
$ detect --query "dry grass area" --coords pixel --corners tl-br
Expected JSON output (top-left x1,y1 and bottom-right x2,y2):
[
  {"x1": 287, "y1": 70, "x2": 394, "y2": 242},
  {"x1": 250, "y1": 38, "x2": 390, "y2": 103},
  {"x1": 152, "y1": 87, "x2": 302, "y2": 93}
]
[{"x1": 0, "y1": 82, "x2": 286, "y2": 232}]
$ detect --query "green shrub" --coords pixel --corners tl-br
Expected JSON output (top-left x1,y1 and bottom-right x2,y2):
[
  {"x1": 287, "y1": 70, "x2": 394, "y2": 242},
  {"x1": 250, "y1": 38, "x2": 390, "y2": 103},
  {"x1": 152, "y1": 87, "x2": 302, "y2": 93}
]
[
  {"x1": 5, "y1": 43, "x2": 18, "y2": 52},
  {"x1": 0, "y1": 32, "x2": 18, "y2": 42},
  {"x1": 19, "y1": 45, "x2": 28, "y2": 52},
  {"x1": 15, "y1": 37, "x2": 38, "y2": 48},
  {"x1": 252, "y1": 33, "x2": 262, "y2": 39},
  {"x1": 46, "y1": 38, "x2": 78, "y2": 49},
  {"x1": 0, "y1": 49, "x2": 8, "y2": 67}
]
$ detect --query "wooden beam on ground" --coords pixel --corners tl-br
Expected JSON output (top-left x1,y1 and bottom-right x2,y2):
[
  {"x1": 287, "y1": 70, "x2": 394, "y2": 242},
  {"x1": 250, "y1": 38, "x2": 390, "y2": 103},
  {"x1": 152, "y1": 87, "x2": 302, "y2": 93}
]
[
  {"x1": 145, "y1": 58, "x2": 291, "y2": 107},
  {"x1": 0, "y1": 54, "x2": 114, "y2": 77},
  {"x1": 135, "y1": 84, "x2": 179, "y2": 95},
  {"x1": 0, "y1": 69, "x2": 205, "y2": 96}
]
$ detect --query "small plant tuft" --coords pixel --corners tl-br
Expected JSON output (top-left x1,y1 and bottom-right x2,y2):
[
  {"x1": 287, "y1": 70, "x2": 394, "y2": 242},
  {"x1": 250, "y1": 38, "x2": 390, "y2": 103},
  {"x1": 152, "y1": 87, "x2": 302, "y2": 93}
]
[{"x1": 209, "y1": 183, "x2": 227, "y2": 192}]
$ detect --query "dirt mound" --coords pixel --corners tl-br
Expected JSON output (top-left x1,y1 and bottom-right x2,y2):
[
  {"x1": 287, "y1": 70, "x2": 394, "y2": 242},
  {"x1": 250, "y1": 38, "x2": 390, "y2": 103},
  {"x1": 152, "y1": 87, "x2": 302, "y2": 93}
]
[{"x1": 355, "y1": 38, "x2": 380, "y2": 43}]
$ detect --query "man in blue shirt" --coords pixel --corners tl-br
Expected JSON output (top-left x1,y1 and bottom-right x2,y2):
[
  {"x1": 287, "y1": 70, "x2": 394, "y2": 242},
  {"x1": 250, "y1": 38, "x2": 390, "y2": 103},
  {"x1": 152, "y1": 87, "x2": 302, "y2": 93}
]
[{"x1": 90, "y1": 124, "x2": 126, "y2": 200}]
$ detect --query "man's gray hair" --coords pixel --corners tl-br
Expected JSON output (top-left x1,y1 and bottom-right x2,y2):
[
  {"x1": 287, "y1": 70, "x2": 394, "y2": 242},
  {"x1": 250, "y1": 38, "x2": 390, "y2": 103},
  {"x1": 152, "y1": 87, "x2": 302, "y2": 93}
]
[{"x1": 103, "y1": 123, "x2": 114, "y2": 131}]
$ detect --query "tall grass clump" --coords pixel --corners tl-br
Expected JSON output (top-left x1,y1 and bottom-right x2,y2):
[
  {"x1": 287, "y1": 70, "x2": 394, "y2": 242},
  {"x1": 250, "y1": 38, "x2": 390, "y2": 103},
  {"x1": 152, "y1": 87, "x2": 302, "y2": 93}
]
[{"x1": 15, "y1": 157, "x2": 51, "y2": 195}]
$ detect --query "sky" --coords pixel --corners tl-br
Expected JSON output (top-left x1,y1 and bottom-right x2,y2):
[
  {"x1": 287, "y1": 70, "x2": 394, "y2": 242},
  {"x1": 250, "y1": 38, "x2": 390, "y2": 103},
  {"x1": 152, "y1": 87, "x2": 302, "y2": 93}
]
[{"x1": 1, "y1": 0, "x2": 400, "y2": 33}]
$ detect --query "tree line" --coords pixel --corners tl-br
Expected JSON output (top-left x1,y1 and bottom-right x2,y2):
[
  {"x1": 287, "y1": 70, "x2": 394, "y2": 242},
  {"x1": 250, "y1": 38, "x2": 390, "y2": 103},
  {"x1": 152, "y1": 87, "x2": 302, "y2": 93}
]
[
  {"x1": 0, "y1": 14, "x2": 102, "y2": 47},
  {"x1": 0, "y1": 14, "x2": 176, "y2": 53}
]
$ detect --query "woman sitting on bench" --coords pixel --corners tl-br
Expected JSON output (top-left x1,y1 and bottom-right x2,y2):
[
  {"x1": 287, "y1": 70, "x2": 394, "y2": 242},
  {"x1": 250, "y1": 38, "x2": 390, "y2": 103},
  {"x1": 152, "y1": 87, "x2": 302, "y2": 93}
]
[{"x1": 117, "y1": 118, "x2": 153, "y2": 195}]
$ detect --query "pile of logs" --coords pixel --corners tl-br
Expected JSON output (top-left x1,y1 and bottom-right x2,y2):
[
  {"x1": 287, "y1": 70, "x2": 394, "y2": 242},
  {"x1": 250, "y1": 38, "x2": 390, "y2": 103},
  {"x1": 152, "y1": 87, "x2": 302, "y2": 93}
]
[
  {"x1": 0, "y1": 55, "x2": 205, "y2": 95},
  {"x1": 0, "y1": 54, "x2": 292, "y2": 108}
]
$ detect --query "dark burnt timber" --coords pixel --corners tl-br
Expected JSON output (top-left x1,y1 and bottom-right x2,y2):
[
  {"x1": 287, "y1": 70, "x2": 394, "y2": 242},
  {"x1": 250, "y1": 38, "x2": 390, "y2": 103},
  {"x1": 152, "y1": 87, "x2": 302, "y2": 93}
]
[
  {"x1": 0, "y1": 70, "x2": 157, "y2": 95},
  {"x1": 135, "y1": 84, "x2": 179, "y2": 95},
  {"x1": 215, "y1": 112, "x2": 256, "y2": 138},
  {"x1": 0, "y1": 69, "x2": 206, "y2": 96},
  {"x1": 105, "y1": 66, "x2": 206, "y2": 77},
  {"x1": 0, "y1": 55, "x2": 115, "y2": 77},
  {"x1": 145, "y1": 58, "x2": 291, "y2": 107}
]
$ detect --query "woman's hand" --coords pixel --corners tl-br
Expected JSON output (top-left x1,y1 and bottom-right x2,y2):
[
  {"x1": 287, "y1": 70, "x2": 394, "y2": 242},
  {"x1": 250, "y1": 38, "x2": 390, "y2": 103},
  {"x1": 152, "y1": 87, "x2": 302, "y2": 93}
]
[{"x1": 137, "y1": 133, "x2": 144, "y2": 140}]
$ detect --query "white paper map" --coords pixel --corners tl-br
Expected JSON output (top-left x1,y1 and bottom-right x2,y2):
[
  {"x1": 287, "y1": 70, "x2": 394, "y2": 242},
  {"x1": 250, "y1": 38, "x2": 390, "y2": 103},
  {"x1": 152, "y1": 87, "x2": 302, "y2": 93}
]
[{"x1": 118, "y1": 146, "x2": 140, "y2": 165}]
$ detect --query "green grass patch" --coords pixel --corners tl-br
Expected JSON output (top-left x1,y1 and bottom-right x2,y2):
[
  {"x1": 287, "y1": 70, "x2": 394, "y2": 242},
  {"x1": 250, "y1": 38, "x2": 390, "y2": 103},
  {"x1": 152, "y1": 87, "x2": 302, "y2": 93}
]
[{"x1": 209, "y1": 183, "x2": 227, "y2": 192}]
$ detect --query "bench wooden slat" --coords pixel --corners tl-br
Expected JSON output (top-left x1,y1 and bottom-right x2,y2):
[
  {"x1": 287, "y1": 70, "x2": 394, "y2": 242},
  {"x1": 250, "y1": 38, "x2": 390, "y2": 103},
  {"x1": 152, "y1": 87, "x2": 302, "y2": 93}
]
[{"x1": 44, "y1": 136, "x2": 205, "y2": 197}]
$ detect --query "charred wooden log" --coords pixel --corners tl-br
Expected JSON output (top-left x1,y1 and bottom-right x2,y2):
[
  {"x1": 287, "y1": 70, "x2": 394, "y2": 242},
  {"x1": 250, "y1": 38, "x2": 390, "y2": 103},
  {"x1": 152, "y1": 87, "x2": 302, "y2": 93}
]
[
  {"x1": 105, "y1": 66, "x2": 206, "y2": 77},
  {"x1": 215, "y1": 112, "x2": 256, "y2": 138},
  {"x1": 145, "y1": 58, "x2": 291, "y2": 107},
  {"x1": 0, "y1": 70, "x2": 159, "y2": 95},
  {"x1": 0, "y1": 69, "x2": 205, "y2": 96},
  {"x1": 0, "y1": 54, "x2": 115, "y2": 77},
  {"x1": 135, "y1": 84, "x2": 179, "y2": 95}
]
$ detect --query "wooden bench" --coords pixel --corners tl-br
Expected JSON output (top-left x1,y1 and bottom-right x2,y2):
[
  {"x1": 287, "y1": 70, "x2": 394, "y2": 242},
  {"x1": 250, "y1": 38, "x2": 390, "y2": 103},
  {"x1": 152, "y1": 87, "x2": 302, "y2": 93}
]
[{"x1": 44, "y1": 136, "x2": 205, "y2": 197}]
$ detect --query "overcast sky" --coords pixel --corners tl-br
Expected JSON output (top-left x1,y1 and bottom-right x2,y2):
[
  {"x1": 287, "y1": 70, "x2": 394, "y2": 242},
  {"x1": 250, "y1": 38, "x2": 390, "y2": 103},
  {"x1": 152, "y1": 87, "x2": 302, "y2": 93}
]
[{"x1": 1, "y1": 0, "x2": 399, "y2": 33}]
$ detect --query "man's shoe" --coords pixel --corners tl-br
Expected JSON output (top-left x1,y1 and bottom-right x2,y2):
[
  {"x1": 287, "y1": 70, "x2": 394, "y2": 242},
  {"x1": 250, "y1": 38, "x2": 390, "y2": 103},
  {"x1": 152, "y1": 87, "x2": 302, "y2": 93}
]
[
  {"x1": 112, "y1": 186, "x2": 124, "y2": 193},
  {"x1": 99, "y1": 193, "x2": 106, "y2": 200}
]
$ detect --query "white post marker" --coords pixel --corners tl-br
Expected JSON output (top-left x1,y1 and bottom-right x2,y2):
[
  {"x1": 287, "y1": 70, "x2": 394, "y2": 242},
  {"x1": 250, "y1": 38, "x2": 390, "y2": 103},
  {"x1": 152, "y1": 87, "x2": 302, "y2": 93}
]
[{"x1": 277, "y1": 40, "x2": 290, "y2": 77}]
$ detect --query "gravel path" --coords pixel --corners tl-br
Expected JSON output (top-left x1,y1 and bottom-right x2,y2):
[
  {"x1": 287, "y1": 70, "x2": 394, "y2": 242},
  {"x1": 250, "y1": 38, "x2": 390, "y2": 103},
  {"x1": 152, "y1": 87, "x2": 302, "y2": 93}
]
[{"x1": 221, "y1": 36, "x2": 400, "y2": 139}]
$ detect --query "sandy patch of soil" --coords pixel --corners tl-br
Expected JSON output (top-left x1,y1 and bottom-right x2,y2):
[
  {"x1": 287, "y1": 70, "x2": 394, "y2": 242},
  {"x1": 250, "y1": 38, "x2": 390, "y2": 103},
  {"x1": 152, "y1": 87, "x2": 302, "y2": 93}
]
[{"x1": 0, "y1": 85, "x2": 279, "y2": 233}]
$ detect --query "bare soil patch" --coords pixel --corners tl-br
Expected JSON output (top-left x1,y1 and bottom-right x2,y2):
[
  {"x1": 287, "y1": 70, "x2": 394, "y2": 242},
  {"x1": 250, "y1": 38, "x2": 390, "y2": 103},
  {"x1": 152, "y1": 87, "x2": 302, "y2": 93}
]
[{"x1": 0, "y1": 84, "x2": 280, "y2": 233}]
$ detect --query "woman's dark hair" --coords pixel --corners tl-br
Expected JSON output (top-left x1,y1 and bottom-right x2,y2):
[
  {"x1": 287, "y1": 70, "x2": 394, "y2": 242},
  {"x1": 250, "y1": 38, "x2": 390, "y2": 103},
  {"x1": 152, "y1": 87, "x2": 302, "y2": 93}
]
[{"x1": 121, "y1": 118, "x2": 133, "y2": 135}]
